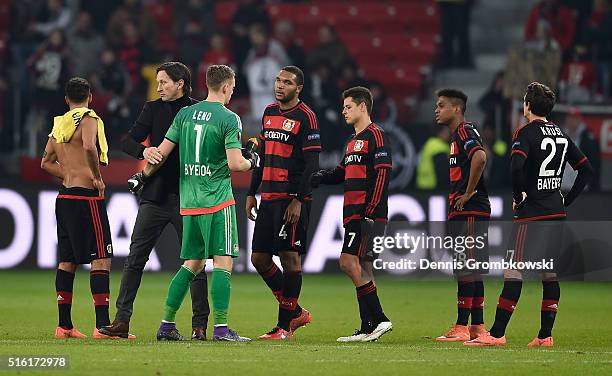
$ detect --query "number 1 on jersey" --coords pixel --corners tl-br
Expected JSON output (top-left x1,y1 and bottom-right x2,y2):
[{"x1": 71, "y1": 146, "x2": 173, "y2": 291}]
[{"x1": 194, "y1": 124, "x2": 207, "y2": 163}]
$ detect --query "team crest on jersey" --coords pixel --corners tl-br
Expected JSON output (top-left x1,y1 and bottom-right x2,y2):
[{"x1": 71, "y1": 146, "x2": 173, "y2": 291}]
[
  {"x1": 353, "y1": 140, "x2": 364, "y2": 152},
  {"x1": 282, "y1": 119, "x2": 296, "y2": 131}
]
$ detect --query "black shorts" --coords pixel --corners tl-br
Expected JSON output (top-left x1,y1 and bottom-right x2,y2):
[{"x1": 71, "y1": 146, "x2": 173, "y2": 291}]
[
  {"x1": 252, "y1": 199, "x2": 311, "y2": 255},
  {"x1": 342, "y1": 219, "x2": 386, "y2": 261},
  {"x1": 448, "y1": 215, "x2": 490, "y2": 274},
  {"x1": 56, "y1": 186, "x2": 113, "y2": 264},
  {"x1": 505, "y1": 219, "x2": 565, "y2": 272}
]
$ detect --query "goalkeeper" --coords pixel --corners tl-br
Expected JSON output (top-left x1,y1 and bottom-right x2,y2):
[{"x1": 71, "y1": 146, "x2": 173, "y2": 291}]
[
  {"x1": 130, "y1": 65, "x2": 259, "y2": 341},
  {"x1": 100, "y1": 62, "x2": 209, "y2": 340}
]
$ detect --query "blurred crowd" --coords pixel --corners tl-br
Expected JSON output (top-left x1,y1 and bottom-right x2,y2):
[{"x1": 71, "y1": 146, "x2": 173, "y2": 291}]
[
  {"x1": 0, "y1": 0, "x2": 606, "y2": 190},
  {"x1": 2, "y1": 0, "x2": 402, "y2": 157}
]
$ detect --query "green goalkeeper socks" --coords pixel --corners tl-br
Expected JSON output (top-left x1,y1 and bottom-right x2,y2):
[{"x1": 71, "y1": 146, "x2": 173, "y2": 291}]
[
  {"x1": 163, "y1": 265, "x2": 196, "y2": 322},
  {"x1": 211, "y1": 268, "x2": 232, "y2": 326}
]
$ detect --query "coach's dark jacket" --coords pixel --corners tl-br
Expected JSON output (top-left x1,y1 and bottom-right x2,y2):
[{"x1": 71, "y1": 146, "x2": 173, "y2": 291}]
[{"x1": 122, "y1": 95, "x2": 198, "y2": 203}]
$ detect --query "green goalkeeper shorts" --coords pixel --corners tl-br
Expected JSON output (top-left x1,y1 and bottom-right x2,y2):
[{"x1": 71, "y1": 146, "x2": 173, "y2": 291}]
[{"x1": 181, "y1": 205, "x2": 239, "y2": 260}]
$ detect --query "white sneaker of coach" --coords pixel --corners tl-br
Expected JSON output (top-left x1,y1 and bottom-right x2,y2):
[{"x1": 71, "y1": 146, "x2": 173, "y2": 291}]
[{"x1": 361, "y1": 321, "x2": 393, "y2": 342}]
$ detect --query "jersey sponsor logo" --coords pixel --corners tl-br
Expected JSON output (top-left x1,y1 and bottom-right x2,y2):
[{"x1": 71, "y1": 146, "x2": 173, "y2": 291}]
[
  {"x1": 282, "y1": 119, "x2": 296, "y2": 131},
  {"x1": 344, "y1": 154, "x2": 363, "y2": 164},
  {"x1": 264, "y1": 130, "x2": 290, "y2": 142},
  {"x1": 184, "y1": 163, "x2": 212, "y2": 176},
  {"x1": 353, "y1": 140, "x2": 365, "y2": 152}
]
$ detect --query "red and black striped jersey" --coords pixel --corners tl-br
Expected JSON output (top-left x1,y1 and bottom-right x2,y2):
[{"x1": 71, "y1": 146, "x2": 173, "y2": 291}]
[
  {"x1": 448, "y1": 122, "x2": 491, "y2": 219},
  {"x1": 257, "y1": 101, "x2": 321, "y2": 201},
  {"x1": 323, "y1": 123, "x2": 392, "y2": 226},
  {"x1": 511, "y1": 119, "x2": 586, "y2": 221}
]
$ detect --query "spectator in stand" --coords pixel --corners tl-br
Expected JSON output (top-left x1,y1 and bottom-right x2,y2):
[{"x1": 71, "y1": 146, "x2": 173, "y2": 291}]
[
  {"x1": 25, "y1": 29, "x2": 71, "y2": 155},
  {"x1": 580, "y1": 0, "x2": 612, "y2": 98},
  {"x1": 29, "y1": 0, "x2": 72, "y2": 40},
  {"x1": 306, "y1": 25, "x2": 348, "y2": 73},
  {"x1": 90, "y1": 48, "x2": 132, "y2": 148},
  {"x1": 107, "y1": 0, "x2": 156, "y2": 50},
  {"x1": 116, "y1": 21, "x2": 150, "y2": 92},
  {"x1": 274, "y1": 20, "x2": 306, "y2": 70},
  {"x1": 370, "y1": 81, "x2": 397, "y2": 124},
  {"x1": 197, "y1": 33, "x2": 233, "y2": 99},
  {"x1": 229, "y1": 0, "x2": 271, "y2": 97},
  {"x1": 176, "y1": 0, "x2": 216, "y2": 72},
  {"x1": 504, "y1": 21, "x2": 562, "y2": 100},
  {"x1": 524, "y1": 0, "x2": 575, "y2": 55},
  {"x1": 229, "y1": 0, "x2": 270, "y2": 68},
  {"x1": 337, "y1": 61, "x2": 369, "y2": 90},
  {"x1": 80, "y1": 0, "x2": 122, "y2": 33},
  {"x1": 436, "y1": 0, "x2": 475, "y2": 69},
  {"x1": 559, "y1": 45, "x2": 597, "y2": 103},
  {"x1": 244, "y1": 23, "x2": 289, "y2": 119},
  {"x1": 68, "y1": 11, "x2": 105, "y2": 78},
  {"x1": 479, "y1": 71, "x2": 512, "y2": 143},
  {"x1": 562, "y1": 109, "x2": 601, "y2": 191}
]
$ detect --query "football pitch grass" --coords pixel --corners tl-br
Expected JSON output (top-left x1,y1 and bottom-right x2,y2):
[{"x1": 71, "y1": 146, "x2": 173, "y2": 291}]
[{"x1": 1, "y1": 271, "x2": 611, "y2": 375}]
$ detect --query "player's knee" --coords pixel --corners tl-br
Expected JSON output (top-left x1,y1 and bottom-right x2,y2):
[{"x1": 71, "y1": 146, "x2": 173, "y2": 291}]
[
  {"x1": 183, "y1": 259, "x2": 205, "y2": 274},
  {"x1": 279, "y1": 252, "x2": 301, "y2": 272},
  {"x1": 213, "y1": 256, "x2": 233, "y2": 271},
  {"x1": 339, "y1": 256, "x2": 358, "y2": 276},
  {"x1": 58, "y1": 262, "x2": 77, "y2": 273},
  {"x1": 91, "y1": 258, "x2": 111, "y2": 271},
  {"x1": 504, "y1": 269, "x2": 523, "y2": 280},
  {"x1": 250, "y1": 252, "x2": 271, "y2": 272}
]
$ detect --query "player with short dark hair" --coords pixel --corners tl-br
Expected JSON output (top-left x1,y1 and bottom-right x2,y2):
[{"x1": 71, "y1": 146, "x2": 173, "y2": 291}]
[
  {"x1": 465, "y1": 82, "x2": 594, "y2": 347},
  {"x1": 246, "y1": 65, "x2": 320, "y2": 340},
  {"x1": 310, "y1": 86, "x2": 393, "y2": 342},
  {"x1": 41, "y1": 77, "x2": 115, "y2": 339},
  {"x1": 434, "y1": 88, "x2": 491, "y2": 342}
]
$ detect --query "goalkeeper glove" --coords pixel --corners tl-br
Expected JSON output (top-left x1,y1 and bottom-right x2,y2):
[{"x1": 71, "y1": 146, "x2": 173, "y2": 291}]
[{"x1": 128, "y1": 171, "x2": 148, "y2": 196}]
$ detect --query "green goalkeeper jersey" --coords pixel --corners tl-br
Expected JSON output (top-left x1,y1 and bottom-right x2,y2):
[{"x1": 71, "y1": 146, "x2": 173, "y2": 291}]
[{"x1": 165, "y1": 100, "x2": 242, "y2": 215}]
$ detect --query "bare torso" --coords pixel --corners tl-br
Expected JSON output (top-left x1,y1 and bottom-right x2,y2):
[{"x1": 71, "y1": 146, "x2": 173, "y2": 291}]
[{"x1": 53, "y1": 125, "x2": 96, "y2": 189}]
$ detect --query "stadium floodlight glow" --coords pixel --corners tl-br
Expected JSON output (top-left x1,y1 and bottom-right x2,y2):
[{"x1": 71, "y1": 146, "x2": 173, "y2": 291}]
[{"x1": 0, "y1": 189, "x2": 34, "y2": 268}]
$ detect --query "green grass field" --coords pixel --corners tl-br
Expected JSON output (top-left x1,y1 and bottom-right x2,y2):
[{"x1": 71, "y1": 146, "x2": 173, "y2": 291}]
[{"x1": 1, "y1": 271, "x2": 611, "y2": 375}]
